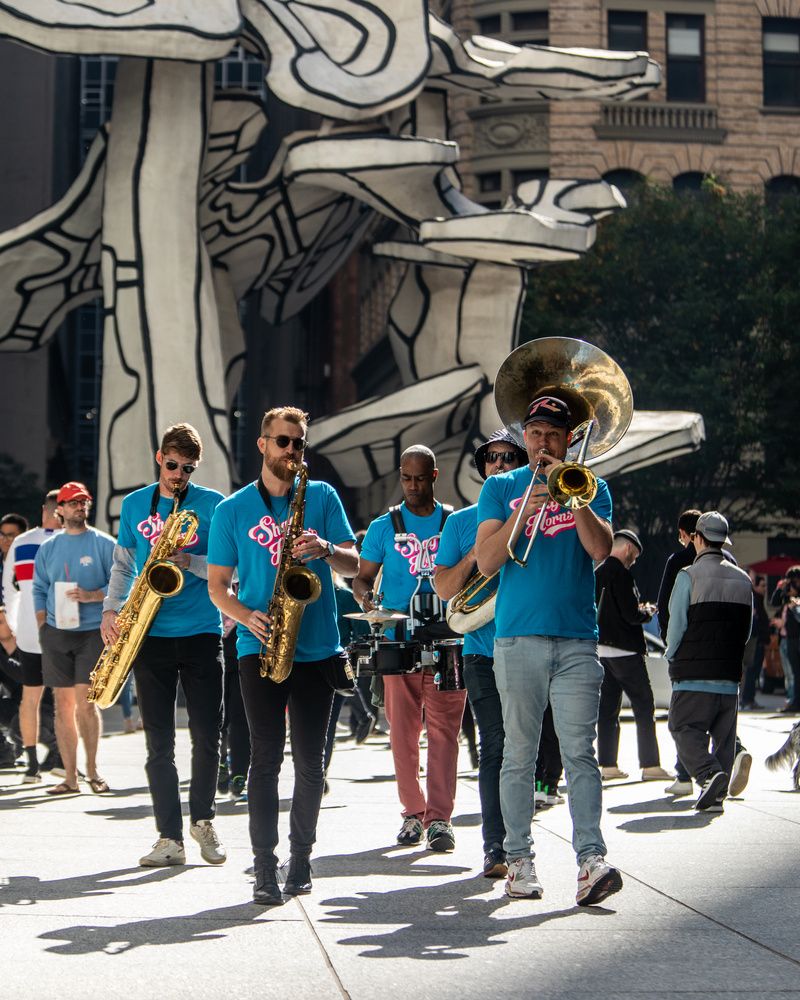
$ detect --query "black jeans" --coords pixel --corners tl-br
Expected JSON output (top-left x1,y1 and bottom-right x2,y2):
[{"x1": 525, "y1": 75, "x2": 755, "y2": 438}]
[
  {"x1": 222, "y1": 632, "x2": 251, "y2": 779},
  {"x1": 535, "y1": 702, "x2": 562, "y2": 789},
  {"x1": 239, "y1": 654, "x2": 335, "y2": 866},
  {"x1": 598, "y1": 654, "x2": 660, "y2": 768},
  {"x1": 668, "y1": 690, "x2": 738, "y2": 786},
  {"x1": 134, "y1": 632, "x2": 223, "y2": 841},
  {"x1": 463, "y1": 654, "x2": 505, "y2": 853},
  {"x1": 740, "y1": 636, "x2": 765, "y2": 706}
]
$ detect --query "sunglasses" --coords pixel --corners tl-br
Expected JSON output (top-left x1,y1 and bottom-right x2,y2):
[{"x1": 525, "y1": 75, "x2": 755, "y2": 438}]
[
  {"x1": 164, "y1": 460, "x2": 197, "y2": 475},
  {"x1": 264, "y1": 434, "x2": 306, "y2": 451},
  {"x1": 485, "y1": 450, "x2": 518, "y2": 464}
]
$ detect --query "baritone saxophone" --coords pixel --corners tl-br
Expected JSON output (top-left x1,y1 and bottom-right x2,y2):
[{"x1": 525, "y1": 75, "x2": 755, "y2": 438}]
[{"x1": 88, "y1": 491, "x2": 199, "y2": 708}]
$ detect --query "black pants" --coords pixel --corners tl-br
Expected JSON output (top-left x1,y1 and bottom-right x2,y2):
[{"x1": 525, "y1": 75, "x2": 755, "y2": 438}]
[
  {"x1": 668, "y1": 690, "x2": 737, "y2": 786},
  {"x1": 222, "y1": 632, "x2": 251, "y2": 779},
  {"x1": 239, "y1": 654, "x2": 335, "y2": 866},
  {"x1": 463, "y1": 654, "x2": 505, "y2": 853},
  {"x1": 598, "y1": 654, "x2": 660, "y2": 768},
  {"x1": 134, "y1": 633, "x2": 223, "y2": 841},
  {"x1": 535, "y1": 702, "x2": 563, "y2": 789}
]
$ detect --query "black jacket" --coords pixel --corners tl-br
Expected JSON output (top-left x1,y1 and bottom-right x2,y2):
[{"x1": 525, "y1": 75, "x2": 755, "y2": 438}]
[
  {"x1": 595, "y1": 556, "x2": 650, "y2": 655},
  {"x1": 656, "y1": 544, "x2": 695, "y2": 641}
]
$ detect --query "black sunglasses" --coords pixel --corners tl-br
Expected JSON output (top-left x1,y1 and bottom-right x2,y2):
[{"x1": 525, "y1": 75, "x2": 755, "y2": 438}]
[
  {"x1": 264, "y1": 434, "x2": 306, "y2": 451},
  {"x1": 485, "y1": 450, "x2": 518, "y2": 464},
  {"x1": 164, "y1": 460, "x2": 197, "y2": 475}
]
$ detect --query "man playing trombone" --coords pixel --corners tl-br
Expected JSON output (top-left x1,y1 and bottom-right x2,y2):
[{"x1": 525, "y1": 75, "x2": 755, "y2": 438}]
[{"x1": 475, "y1": 395, "x2": 623, "y2": 905}]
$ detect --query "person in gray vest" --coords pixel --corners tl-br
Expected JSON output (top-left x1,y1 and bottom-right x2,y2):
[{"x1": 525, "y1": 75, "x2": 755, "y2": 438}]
[{"x1": 665, "y1": 511, "x2": 753, "y2": 813}]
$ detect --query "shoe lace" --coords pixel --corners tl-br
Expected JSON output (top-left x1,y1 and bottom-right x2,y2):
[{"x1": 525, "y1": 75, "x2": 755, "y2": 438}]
[
  {"x1": 582, "y1": 854, "x2": 606, "y2": 875},
  {"x1": 196, "y1": 823, "x2": 220, "y2": 847}
]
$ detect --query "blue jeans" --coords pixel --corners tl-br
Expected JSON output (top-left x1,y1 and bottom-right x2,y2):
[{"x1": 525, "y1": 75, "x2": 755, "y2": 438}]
[
  {"x1": 494, "y1": 635, "x2": 606, "y2": 863},
  {"x1": 463, "y1": 654, "x2": 505, "y2": 853}
]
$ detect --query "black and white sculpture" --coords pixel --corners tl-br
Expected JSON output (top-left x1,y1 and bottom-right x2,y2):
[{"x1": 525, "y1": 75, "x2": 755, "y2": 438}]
[{"x1": 0, "y1": 2, "x2": 678, "y2": 525}]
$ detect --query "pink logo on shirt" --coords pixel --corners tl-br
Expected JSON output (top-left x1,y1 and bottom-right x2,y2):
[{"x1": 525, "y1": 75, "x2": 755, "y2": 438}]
[
  {"x1": 395, "y1": 534, "x2": 439, "y2": 577},
  {"x1": 247, "y1": 515, "x2": 318, "y2": 568},
  {"x1": 509, "y1": 498, "x2": 575, "y2": 538},
  {"x1": 136, "y1": 514, "x2": 199, "y2": 549}
]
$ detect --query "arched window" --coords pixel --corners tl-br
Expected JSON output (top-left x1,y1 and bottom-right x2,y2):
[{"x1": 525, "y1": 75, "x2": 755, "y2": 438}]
[
  {"x1": 765, "y1": 174, "x2": 800, "y2": 197},
  {"x1": 602, "y1": 169, "x2": 645, "y2": 197},
  {"x1": 672, "y1": 171, "x2": 705, "y2": 194}
]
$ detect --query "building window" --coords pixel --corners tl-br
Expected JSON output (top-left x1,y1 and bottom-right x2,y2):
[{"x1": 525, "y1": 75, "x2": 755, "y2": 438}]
[
  {"x1": 673, "y1": 171, "x2": 705, "y2": 194},
  {"x1": 763, "y1": 18, "x2": 800, "y2": 107},
  {"x1": 603, "y1": 169, "x2": 645, "y2": 197},
  {"x1": 666, "y1": 15, "x2": 705, "y2": 103},
  {"x1": 478, "y1": 171, "x2": 502, "y2": 194},
  {"x1": 477, "y1": 14, "x2": 501, "y2": 35},
  {"x1": 608, "y1": 11, "x2": 647, "y2": 51},
  {"x1": 765, "y1": 175, "x2": 800, "y2": 203},
  {"x1": 478, "y1": 9, "x2": 548, "y2": 46}
]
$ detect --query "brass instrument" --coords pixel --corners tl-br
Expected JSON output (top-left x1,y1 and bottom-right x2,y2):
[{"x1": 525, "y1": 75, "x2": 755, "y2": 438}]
[
  {"x1": 498, "y1": 337, "x2": 633, "y2": 566},
  {"x1": 88, "y1": 490, "x2": 199, "y2": 708},
  {"x1": 259, "y1": 463, "x2": 322, "y2": 682},
  {"x1": 446, "y1": 337, "x2": 632, "y2": 631}
]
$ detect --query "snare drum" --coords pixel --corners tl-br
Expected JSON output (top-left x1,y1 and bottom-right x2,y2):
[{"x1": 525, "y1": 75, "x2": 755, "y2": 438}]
[
  {"x1": 347, "y1": 641, "x2": 375, "y2": 677},
  {"x1": 373, "y1": 640, "x2": 420, "y2": 676},
  {"x1": 432, "y1": 639, "x2": 465, "y2": 692}
]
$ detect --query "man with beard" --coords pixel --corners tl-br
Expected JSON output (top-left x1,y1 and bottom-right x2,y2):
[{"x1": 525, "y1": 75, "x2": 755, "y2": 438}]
[
  {"x1": 102, "y1": 423, "x2": 226, "y2": 868},
  {"x1": 353, "y1": 445, "x2": 466, "y2": 854},
  {"x1": 33, "y1": 483, "x2": 115, "y2": 794},
  {"x1": 476, "y1": 396, "x2": 622, "y2": 905},
  {"x1": 208, "y1": 406, "x2": 357, "y2": 906},
  {"x1": 434, "y1": 430, "x2": 527, "y2": 877}
]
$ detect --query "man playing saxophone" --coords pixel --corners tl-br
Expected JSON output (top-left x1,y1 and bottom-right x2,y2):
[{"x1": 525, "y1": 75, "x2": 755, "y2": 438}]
[
  {"x1": 100, "y1": 423, "x2": 226, "y2": 868},
  {"x1": 207, "y1": 406, "x2": 357, "y2": 906}
]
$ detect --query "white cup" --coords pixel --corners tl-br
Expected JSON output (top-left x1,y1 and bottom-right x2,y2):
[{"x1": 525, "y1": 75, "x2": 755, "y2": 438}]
[{"x1": 54, "y1": 581, "x2": 80, "y2": 630}]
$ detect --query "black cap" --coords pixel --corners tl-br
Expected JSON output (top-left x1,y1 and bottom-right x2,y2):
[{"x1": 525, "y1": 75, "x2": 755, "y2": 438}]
[
  {"x1": 523, "y1": 396, "x2": 572, "y2": 429},
  {"x1": 474, "y1": 428, "x2": 527, "y2": 481},
  {"x1": 613, "y1": 529, "x2": 643, "y2": 553}
]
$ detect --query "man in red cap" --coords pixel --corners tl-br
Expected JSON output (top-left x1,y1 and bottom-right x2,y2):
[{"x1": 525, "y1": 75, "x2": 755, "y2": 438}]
[{"x1": 32, "y1": 482, "x2": 115, "y2": 794}]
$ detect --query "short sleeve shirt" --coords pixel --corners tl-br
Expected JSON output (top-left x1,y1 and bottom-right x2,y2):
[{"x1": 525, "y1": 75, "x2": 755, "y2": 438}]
[
  {"x1": 208, "y1": 479, "x2": 356, "y2": 660},
  {"x1": 477, "y1": 466, "x2": 612, "y2": 640}
]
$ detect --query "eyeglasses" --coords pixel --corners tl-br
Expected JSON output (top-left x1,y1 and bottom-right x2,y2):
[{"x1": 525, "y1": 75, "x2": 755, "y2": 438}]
[
  {"x1": 485, "y1": 451, "x2": 518, "y2": 464},
  {"x1": 264, "y1": 434, "x2": 306, "y2": 451},
  {"x1": 63, "y1": 499, "x2": 90, "y2": 507},
  {"x1": 0, "y1": 531, "x2": 20, "y2": 539},
  {"x1": 164, "y1": 460, "x2": 197, "y2": 475}
]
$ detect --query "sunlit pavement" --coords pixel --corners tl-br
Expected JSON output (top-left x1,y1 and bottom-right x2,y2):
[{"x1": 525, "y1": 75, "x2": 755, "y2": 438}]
[{"x1": 1, "y1": 698, "x2": 798, "y2": 999}]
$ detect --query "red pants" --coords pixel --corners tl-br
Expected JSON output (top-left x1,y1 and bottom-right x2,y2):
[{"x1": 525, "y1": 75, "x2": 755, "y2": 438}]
[{"x1": 383, "y1": 671, "x2": 467, "y2": 826}]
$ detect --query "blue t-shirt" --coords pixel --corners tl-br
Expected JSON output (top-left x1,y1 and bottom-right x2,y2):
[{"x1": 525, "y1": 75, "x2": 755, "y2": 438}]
[
  {"x1": 33, "y1": 528, "x2": 116, "y2": 631},
  {"x1": 436, "y1": 504, "x2": 495, "y2": 659},
  {"x1": 477, "y1": 466, "x2": 612, "y2": 640},
  {"x1": 208, "y1": 479, "x2": 356, "y2": 660},
  {"x1": 361, "y1": 502, "x2": 447, "y2": 613},
  {"x1": 116, "y1": 482, "x2": 224, "y2": 637}
]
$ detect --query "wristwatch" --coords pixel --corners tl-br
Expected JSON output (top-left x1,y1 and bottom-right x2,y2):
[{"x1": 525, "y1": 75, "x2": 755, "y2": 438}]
[{"x1": 323, "y1": 540, "x2": 336, "y2": 560}]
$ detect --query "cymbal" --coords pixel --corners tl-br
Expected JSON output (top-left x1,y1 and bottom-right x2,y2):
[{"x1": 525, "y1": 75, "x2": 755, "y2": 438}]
[{"x1": 343, "y1": 609, "x2": 409, "y2": 622}]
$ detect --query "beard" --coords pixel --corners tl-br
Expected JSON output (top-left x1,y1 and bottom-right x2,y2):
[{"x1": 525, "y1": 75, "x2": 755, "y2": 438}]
[
  {"x1": 266, "y1": 453, "x2": 297, "y2": 483},
  {"x1": 63, "y1": 511, "x2": 88, "y2": 531}
]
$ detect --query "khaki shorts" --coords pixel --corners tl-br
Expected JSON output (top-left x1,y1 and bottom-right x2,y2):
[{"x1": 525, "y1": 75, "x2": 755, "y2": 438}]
[{"x1": 39, "y1": 624, "x2": 103, "y2": 688}]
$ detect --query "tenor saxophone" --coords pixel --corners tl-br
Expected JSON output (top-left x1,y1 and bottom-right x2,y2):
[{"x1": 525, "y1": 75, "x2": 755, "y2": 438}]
[
  {"x1": 88, "y1": 490, "x2": 199, "y2": 708},
  {"x1": 259, "y1": 462, "x2": 322, "y2": 682}
]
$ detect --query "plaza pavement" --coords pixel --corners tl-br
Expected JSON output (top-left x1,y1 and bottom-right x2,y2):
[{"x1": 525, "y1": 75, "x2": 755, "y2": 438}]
[{"x1": 1, "y1": 699, "x2": 799, "y2": 1000}]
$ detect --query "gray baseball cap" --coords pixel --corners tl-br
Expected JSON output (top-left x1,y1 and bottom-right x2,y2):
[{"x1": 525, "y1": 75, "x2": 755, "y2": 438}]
[{"x1": 696, "y1": 510, "x2": 731, "y2": 544}]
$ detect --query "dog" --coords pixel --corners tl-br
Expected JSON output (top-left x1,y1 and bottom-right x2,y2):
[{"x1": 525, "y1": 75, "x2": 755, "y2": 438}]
[{"x1": 765, "y1": 721, "x2": 800, "y2": 790}]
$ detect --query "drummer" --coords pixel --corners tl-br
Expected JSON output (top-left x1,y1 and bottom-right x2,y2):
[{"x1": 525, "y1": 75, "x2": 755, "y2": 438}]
[
  {"x1": 353, "y1": 445, "x2": 467, "y2": 853},
  {"x1": 433, "y1": 429, "x2": 527, "y2": 879}
]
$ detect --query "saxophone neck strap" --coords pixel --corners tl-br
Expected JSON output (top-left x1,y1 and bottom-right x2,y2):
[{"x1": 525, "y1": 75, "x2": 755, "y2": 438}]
[
  {"x1": 255, "y1": 476, "x2": 294, "y2": 521},
  {"x1": 389, "y1": 502, "x2": 453, "y2": 541},
  {"x1": 149, "y1": 483, "x2": 189, "y2": 519}
]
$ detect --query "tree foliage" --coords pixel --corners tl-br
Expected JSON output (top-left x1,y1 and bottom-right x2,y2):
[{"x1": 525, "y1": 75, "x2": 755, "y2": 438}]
[{"x1": 521, "y1": 182, "x2": 800, "y2": 588}]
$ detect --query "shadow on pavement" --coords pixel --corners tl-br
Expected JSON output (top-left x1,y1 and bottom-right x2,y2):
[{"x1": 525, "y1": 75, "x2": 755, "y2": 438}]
[
  {"x1": 616, "y1": 812, "x2": 721, "y2": 833},
  {"x1": 0, "y1": 866, "x2": 182, "y2": 907}
]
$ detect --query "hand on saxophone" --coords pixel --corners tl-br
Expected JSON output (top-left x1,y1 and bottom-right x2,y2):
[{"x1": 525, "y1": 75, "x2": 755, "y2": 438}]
[
  {"x1": 101, "y1": 610, "x2": 120, "y2": 645},
  {"x1": 168, "y1": 551, "x2": 191, "y2": 570},
  {"x1": 245, "y1": 608, "x2": 272, "y2": 641},
  {"x1": 292, "y1": 531, "x2": 326, "y2": 563}
]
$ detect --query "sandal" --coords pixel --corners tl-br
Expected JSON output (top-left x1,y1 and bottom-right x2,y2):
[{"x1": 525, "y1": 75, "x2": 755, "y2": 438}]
[
  {"x1": 87, "y1": 775, "x2": 110, "y2": 794},
  {"x1": 46, "y1": 781, "x2": 80, "y2": 796}
]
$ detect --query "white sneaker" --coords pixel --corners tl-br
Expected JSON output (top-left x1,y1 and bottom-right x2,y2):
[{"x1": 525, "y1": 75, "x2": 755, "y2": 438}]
[
  {"x1": 576, "y1": 854, "x2": 623, "y2": 906},
  {"x1": 665, "y1": 779, "x2": 693, "y2": 796},
  {"x1": 642, "y1": 766, "x2": 674, "y2": 781},
  {"x1": 139, "y1": 838, "x2": 186, "y2": 867},
  {"x1": 600, "y1": 766, "x2": 629, "y2": 780},
  {"x1": 190, "y1": 820, "x2": 227, "y2": 865},
  {"x1": 505, "y1": 857, "x2": 544, "y2": 899},
  {"x1": 728, "y1": 751, "x2": 752, "y2": 797},
  {"x1": 22, "y1": 771, "x2": 42, "y2": 784}
]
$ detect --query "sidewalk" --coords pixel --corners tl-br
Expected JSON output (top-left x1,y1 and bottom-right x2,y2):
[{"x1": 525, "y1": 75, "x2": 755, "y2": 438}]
[{"x1": 1, "y1": 704, "x2": 798, "y2": 999}]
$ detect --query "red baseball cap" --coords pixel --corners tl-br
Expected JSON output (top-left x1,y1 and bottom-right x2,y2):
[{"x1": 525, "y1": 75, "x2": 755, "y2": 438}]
[{"x1": 57, "y1": 481, "x2": 92, "y2": 503}]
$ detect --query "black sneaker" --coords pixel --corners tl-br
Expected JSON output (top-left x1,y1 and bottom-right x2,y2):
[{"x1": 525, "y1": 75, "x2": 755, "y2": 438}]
[
  {"x1": 40, "y1": 748, "x2": 63, "y2": 773},
  {"x1": 253, "y1": 863, "x2": 284, "y2": 906},
  {"x1": 354, "y1": 714, "x2": 376, "y2": 745},
  {"x1": 396, "y1": 816, "x2": 424, "y2": 845},
  {"x1": 217, "y1": 761, "x2": 230, "y2": 795},
  {"x1": 283, "y1": 856, "x2": 313, "y2": 895},
  {"x1": 695, "y1": 771, "x2": 728, "y2": 811},
  {"x1": 482, "y1": 846, "x2": 508, "y2": 879},
  {"x1": 426, "y1": 820, "x2": 455, "y2": 852}
]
